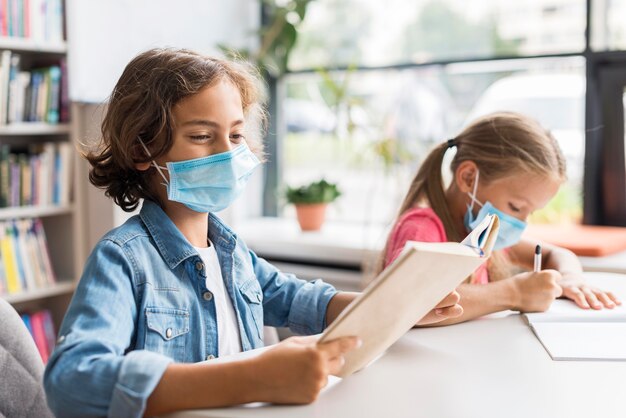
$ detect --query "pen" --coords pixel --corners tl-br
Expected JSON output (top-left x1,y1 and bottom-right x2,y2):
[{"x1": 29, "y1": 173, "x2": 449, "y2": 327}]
[{"x1": 533, "y1": 244, "x2": 542, "y2": 272}]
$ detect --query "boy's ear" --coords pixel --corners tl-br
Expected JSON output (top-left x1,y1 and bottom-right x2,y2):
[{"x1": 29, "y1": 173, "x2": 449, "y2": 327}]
[
  {"x1": 456, "y1": 160, "x2": 478, "y2": 193},
  {"x1": 133, "y1": 141, "x2": 152, "y2": 171},
  {"x1": 135, "y1": 162, "x2": 151, "y2": 171}
]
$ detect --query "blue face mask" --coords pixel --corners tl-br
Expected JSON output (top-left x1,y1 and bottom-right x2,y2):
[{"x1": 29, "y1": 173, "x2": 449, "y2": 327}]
[
  {"x1": 463, "y1": 169, "x2": 527, "y2": 250},
  {"x1": 140, "y1": 140, "x2": 260, "y2": 213}
]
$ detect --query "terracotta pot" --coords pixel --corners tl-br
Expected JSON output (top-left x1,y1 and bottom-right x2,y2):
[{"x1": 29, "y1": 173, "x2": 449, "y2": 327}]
[{"x1": 294, "y1": 203, "x2": 328, "y2": 231}]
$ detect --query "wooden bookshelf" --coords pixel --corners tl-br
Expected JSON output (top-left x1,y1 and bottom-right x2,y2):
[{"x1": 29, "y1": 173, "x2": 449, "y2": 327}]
[
  {"x1": 0, "y1": 204, "x2": 74, "y2": 220},
  {"x1": 0, "y1": 1, "x2": 83, "y2": 338},
  {"x1": 3, "y1": 281, "x2": 75, "y2": 304},
  {"x1": 0, "y1": 37, "x2": 67, "y2": 54},
  {"x1": 0, "y1": 123, "x2": 71, "y2": 135}
]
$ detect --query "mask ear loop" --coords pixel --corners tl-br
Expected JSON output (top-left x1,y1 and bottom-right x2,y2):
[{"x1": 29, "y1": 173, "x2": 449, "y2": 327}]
[
  {"x1": 467, "y1": 168, "x2": 484, "y2": 211},
  {"x1": 137, "y1": 138, "x2": 169, "y2": 186}
]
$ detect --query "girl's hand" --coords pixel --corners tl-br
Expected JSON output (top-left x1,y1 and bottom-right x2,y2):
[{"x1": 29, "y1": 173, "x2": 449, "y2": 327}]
[
  {"x1": 511, "y1": 270, "x2": 562, "y2": 312},
  {"x1": 416, "y1": 291, "x2": 463, "y2": 325},
  {"x1": 251, "y1": 335, "x2": 360, "y2": 404},
  {"x1": 558, "y1": 273, "x2": 622, "y2": 310}
]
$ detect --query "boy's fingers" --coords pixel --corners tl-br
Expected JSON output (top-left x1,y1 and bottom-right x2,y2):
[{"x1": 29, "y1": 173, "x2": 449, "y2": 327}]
[
  {"x1": 327, "y1": 355, "x2": 347, "y2": 375},
  {"x1": 595, "y1": 290, "x2": 616, "y2": 308},
  {"x1": 318, "y1": 336, "x2": 361, "y2": 358}
]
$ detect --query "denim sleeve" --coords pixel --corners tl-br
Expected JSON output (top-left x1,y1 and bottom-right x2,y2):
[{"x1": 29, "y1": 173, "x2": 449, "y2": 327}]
[
  {"x1": 249, "y1": 250, "x2": 338, "y2": 335},
  {"x1": 43, "y1": 239, "x2": 172, "y2": 418}
]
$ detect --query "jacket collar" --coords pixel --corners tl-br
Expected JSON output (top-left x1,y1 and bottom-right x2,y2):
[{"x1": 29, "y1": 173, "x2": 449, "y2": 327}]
[{"x1": 139, "y1": 200, "x2": 237, "y2": 269}]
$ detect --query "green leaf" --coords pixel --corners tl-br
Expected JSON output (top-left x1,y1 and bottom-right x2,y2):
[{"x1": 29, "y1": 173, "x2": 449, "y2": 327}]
[{"x1": 285, "y1": 179, "x2": 341, "y2": 204}]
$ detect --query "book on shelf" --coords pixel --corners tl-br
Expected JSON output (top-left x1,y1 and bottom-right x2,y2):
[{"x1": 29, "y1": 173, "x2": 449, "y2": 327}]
[
  {"x1": 0, "y1": 50, "x2": 66, "y2": 126},
  {"x1": 0, "y1": 141, "x2": 72, "y2": 208},
  {"x1": 0, "y1": 217, "x2": 56, "y2": 296},
  {"x1": 0, "y1": 0, "x2": 64, "y2": 42},
  {"x1": 20, "y1": 309, "x2": 56, "y2": 363}
]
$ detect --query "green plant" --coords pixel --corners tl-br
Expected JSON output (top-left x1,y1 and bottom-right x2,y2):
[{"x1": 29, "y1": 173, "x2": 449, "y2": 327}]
[
  {"x1": 219, "y1": 0, "x2": 315, "y2": 78},
  {"x1": 285, "y1": 179, "x2": 341, "y2": 205}
]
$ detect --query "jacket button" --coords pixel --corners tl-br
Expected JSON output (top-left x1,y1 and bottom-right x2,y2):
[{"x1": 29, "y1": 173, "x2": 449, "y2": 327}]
[
  {"x1": 165, "y1": 328, "x2": 173, "y2": 338},
  {"x1": 203, "y1": 291, "x2": 213, "y2": 301},
  {"x1": 206, "y1": 354, "x2": 215, "y2": 360},
  {"x1": 195, "y1": 261, "x2": 204, "y2": 271}
]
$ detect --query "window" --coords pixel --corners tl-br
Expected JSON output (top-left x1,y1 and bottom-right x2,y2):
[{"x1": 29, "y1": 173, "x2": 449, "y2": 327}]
[{"x1": 264, "y1": 0, "x2": 626, "y2": 227}]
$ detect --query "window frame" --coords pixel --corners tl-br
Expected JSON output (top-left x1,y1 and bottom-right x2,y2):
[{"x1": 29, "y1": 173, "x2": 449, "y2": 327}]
[{"x1": 261, "y1": 0, "x2": 626, "y2": 226}]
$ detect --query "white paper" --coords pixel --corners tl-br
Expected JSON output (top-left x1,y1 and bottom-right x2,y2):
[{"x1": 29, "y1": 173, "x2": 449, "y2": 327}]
[{"x1": 525, "y1": 272, "x2": 626, "y2": 361}]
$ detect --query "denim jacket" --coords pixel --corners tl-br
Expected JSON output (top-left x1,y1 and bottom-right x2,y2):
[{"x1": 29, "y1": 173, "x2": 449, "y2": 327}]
[{"x1": 43, "y1": 200, "x2": 337, "y2": 418}]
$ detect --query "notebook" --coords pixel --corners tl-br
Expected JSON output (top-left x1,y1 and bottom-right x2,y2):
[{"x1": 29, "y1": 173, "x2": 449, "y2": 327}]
[
  {"x1": 318, "y1": 213, "x2": 500, "y2": 377},
  {"x1": 524, "y1": 272, "x2": 626, "y2": 361}
]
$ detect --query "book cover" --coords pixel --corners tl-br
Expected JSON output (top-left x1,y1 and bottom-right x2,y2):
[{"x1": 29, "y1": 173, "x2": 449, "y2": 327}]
[
  {"x1": 7, "y1": 53, "x2": 21, "y2": 124},
  {"x1": 46, "y1": 65, "x2": 60, "y2": 123},
  {"x1": 0, "y1": 0, "x2": 8, "y2": 36},
  {"x1": 19, "y1": 153, "x2": 30, "y2": 206},
  {"x1": 36, "y1": 68, "x2": 49, "y2": 122},
  {"x1": 0, "y1": 145, "x2": 9, "y2": 207},
  {"x1": 15, "y1": 220, "x2": 36, "y2": 291},
  {"x1": 30, "y1": 310, "x2": 49, "y2": 363},
  {"x1": 34, "y1": 218, "x2": 55, "y2": 284},
  {"x1": 0, "y1": 50, "x2": 12, "y2": 125},
  {"x1": 9, "y1": 154, "x2": 20, "y2": 207},
  {"x1": 23, "y1": 219, "x2": 45, "y2": 288},
  {"x1": 0, "y1": 221, "x2": 22, "y2": 293},
  {"x1": 41, "y1": 309, "x2": 56, "y2": 356},
  {"x1": 21, "y1": 313, "x2": 33, "y2": 336},
  {"x1": 320, "y1": 214, "x2": 500, "y2": 377},
  {"x1": 27, "y1": 70, "x2": 41, "y2": 122},
  {"x1": 57, "y1": 141, "x2": 71, "y2": 205},
  {"x1": 59, "y1": 58, "x2": 69, "y2": 123},
  {"x1": 8, "y1": 220, "x2": 26, "y2": 291}
]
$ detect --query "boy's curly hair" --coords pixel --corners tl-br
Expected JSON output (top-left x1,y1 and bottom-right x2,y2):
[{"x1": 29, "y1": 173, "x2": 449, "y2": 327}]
[{"x1": 83, "y1": 48, "x2": 266, "y2": 212}]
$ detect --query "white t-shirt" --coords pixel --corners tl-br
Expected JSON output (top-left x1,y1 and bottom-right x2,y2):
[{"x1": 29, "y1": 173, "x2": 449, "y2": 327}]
[{"x1": 194, "y1": 241, "x2": 242, "y2": 357}]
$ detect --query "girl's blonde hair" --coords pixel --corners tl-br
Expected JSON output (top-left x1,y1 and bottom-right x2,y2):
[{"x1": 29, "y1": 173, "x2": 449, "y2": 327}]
[
  {"x1": 378, "y1": 112, "x2": 567, "y2": 279},
  {"x1": 84, "y1": 48, "x2": 267, "y2": 212}
]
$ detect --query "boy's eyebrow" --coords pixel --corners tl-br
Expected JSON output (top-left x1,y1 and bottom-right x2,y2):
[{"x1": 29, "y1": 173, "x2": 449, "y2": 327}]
[{"x1": 181, "y1": 119, "x2": 244, "y2": 128}]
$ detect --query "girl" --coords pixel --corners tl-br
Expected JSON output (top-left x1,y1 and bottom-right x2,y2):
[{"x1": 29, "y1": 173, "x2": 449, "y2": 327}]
[
  {"x1": 43, "y1": 48, "x2": 461, "y2": 418},
  {"x1": 381, "y1": 112, "x2": 620, "y2": 325}
]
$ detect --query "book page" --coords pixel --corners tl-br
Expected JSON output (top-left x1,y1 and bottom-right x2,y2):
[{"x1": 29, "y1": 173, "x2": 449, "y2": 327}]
[
  {"x1": 531, "y1": 322, "x2": 626, "y2": 361},
  {"x1": 524, "y1": 299, "x2": 626, "y2": 324},
  {"x1": 526, "y1": 272, "x2": 626, "y2": 361}
]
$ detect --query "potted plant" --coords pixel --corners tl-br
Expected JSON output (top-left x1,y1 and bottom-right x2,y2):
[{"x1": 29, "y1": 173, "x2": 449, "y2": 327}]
[{"x1": 285, "y1": 179, "x2": 341, "y2": 231}]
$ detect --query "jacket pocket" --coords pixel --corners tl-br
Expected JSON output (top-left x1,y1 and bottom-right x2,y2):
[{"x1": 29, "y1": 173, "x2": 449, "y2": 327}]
[
  {"x1": 144, "y1": 307, "x2": 190, "y2": 360},
  {"x1": 239, "y1": 279, "x2": 264, "y2": 341}
]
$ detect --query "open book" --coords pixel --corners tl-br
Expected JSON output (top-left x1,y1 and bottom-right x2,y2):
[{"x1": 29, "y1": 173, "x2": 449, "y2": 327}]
[
  {"x1": 318, "y1": 213, "x2": 500, "y2": 377},
  {"x1": 524, "y1": 272, "x2": 626, "y2": 361}
]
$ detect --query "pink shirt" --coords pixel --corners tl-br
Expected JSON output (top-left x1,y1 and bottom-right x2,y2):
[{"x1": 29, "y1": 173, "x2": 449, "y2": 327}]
[{"x1": 385, "y1": 207, "x2": 489, "y2": 285}]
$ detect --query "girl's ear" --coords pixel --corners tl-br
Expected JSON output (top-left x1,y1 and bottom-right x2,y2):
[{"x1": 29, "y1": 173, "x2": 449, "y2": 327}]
[{"x1": 455, "y1": 160, "x2": 479, "y2": 193}]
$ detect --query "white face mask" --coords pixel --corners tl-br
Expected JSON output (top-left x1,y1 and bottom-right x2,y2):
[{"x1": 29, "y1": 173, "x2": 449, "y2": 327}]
[{"x1": 139, "y1": 139, "x2": 260, "y2": 213}]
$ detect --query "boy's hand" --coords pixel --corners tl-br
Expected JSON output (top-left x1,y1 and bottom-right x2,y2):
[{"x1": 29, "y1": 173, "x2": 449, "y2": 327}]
[
  {"x1": 558, "y1": 272, "x2": 621, "y2": 310},
  {"x1": 511, "y1": 270, "x2": 562, "y2": 312},
  {"x1": 252, "y1": 335, "x2": 360, "y2": 404},
  {"x1": 416, "y1": 291, "x2": 463, "y2": 325}
]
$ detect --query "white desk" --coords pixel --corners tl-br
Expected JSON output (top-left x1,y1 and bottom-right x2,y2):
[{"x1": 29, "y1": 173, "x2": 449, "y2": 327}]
[
  {"x1": 580, "y1": 249, "x2": 626, "y2": 274},
  {"x1": 165, "y1": 273, "x2": 626, "y2": 418}
]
